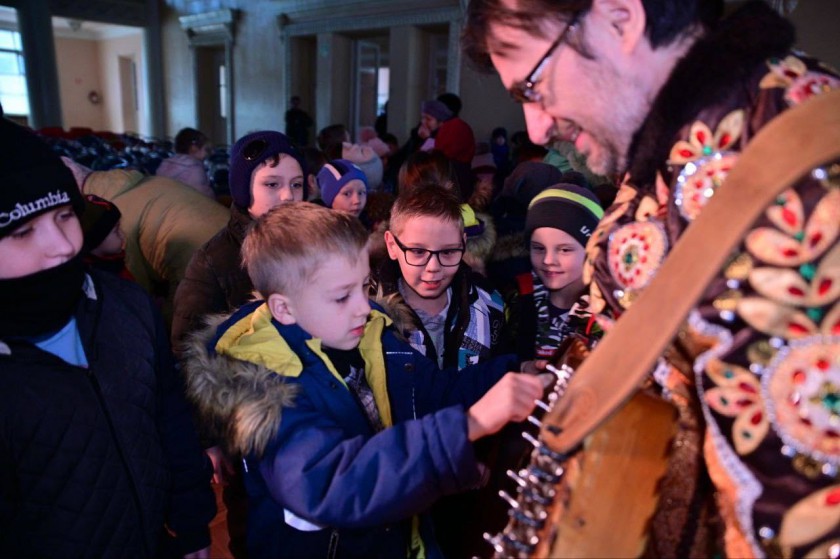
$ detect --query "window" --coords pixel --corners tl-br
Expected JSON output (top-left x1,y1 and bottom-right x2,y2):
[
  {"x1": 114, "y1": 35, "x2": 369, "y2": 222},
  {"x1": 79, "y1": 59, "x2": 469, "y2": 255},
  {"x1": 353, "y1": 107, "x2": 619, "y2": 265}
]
[{"x1": 0, "y1": 28, "x2": 29, "y2": 117}]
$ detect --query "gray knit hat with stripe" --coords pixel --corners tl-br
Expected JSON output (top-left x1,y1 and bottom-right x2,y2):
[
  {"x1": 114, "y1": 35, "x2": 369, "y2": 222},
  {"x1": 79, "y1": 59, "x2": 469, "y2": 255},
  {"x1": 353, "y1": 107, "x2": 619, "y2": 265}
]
[{"x1": 525, "y1": 184, "x2": 604, "y2": 248}]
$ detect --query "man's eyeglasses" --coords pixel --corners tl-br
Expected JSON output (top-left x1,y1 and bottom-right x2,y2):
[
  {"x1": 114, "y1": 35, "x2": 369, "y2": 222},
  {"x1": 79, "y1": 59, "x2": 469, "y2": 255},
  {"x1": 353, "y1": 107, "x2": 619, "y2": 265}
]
[
  {"x1": 509, "y1": 15, "x2": 578, "y2": 104},
  {"x1": 391, "y1": 234, "x2": 464, "y2": 267}
]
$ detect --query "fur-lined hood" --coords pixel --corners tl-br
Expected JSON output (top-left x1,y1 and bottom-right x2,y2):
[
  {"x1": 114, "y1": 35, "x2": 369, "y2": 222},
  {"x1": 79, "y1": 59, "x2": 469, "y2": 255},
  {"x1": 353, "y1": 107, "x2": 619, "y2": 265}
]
[
  {"x1": 182, "y1": 307, "x2": 297, "y2": 458},
  {"x1": 183, "y1": 302, "x2": 396, "y2": 458}
]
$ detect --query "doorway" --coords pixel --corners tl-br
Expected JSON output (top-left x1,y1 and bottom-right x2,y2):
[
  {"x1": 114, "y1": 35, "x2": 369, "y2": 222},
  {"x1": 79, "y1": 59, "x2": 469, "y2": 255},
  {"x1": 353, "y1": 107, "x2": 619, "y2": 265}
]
[
  {"x1": 118, "y1": 55, "x2": 138, "y2": 133},
  {"x1": 353, "y1": 40, "x2": 380, "y2": 138},
  {"x1": 195, "y1": 45, "x2": 227, "y2": 146}
]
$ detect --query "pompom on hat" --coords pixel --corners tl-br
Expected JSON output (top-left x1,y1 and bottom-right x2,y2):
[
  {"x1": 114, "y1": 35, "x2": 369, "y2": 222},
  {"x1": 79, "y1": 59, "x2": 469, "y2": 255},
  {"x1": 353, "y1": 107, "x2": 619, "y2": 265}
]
[
  {"x1": 525, "y1": 184, "x2": 604, "y2": 248},
  {"x1": 228, "y1": 130, "x2": 308, "y2": 210},
  {"x1": 0, "y1": 118, "x2": 84, "y2": 239},
  {"x1": 317, "y1": 159, "x2": 368, "y2": 208}
]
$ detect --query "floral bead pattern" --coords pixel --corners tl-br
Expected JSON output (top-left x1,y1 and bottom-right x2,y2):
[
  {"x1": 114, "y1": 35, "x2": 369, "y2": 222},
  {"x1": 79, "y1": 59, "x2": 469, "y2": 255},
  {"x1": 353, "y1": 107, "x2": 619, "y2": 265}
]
[
  {"x1": 760, "y1": 55, "x2": 840, "y2": 106},
  {"x1": 704, "y1": 359, "x2": 769, "y2": 455},
  {"x1": 762, "y1": 339, "x2": 840, "y2": 467}
]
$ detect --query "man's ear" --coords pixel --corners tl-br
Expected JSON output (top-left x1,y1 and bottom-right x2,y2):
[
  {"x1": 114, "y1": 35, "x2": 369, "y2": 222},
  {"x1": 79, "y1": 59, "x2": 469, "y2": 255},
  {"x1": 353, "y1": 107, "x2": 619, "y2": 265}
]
[
  {"x1": 590, "y1": 0, "x2": 646, "y2": 53},
  {"x1": 267, "y1": 293, "x2": 297, "y2": 325},
  {"x1": 384, "y1": 230, "x2": 399, "y2": 261}
]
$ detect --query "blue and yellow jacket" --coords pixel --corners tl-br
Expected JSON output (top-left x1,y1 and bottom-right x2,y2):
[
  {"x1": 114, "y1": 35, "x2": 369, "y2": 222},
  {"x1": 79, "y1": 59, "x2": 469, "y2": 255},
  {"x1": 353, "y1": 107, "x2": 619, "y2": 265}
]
[{"x1": 184, "y1": 299, "x2": 516, "y2": 559}]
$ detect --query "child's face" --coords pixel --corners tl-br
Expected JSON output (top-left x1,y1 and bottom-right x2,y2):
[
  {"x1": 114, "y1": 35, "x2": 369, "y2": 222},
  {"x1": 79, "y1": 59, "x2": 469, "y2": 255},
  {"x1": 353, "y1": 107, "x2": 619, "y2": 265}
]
[
  {"x1": 91, "y1": 221, "x2": 125, "y2": 258},
  {"x1": 249, "y1": 155, "x2": 305, "y2": 219},
  {"x1": 529, "y1": 227, "x2": 586, "y2": 295},
  {"x1": 0, "y1": 206, "x2": 83, "y2": 279},
  {"x1": 274, "y1": 247, "x2": 372, "y2": 350},
  {"x1": 385, "y1": 215, "x2": 464, "y2": 303},
  {"x1": 330, "y1": 179, "x2": 367, "y2": 217}
]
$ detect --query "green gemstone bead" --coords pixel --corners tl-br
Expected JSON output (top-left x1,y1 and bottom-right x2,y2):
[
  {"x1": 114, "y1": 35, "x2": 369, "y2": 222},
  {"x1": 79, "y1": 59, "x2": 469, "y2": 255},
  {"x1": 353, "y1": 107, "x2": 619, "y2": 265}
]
[{"x1": 799, "y1": 263, "x2": 816, "y2": 280}]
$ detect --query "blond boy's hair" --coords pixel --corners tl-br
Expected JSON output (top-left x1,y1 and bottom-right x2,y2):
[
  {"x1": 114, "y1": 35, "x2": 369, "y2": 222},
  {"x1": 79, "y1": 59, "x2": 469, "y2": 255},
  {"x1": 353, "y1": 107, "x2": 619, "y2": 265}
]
[
  {"x1": 389, "y1": 184, "x2": 464, "y2": 236},
  {"x1": 242, "y1": 202, "x2": 369, "y2": 298}
]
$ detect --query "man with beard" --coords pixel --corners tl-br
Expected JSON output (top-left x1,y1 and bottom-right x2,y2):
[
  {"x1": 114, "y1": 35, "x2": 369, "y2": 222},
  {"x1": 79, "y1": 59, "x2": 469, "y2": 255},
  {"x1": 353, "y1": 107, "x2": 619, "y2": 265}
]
[{"x1": 464, "y1": 1, "x2": 840, "y2": 557}]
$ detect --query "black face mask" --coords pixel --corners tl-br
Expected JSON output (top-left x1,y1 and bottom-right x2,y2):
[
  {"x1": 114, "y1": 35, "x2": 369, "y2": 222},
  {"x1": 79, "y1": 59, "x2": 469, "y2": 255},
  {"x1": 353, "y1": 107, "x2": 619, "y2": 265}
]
[{"x1": 0, "y1": 253, "x2": 86, "y2": 338}]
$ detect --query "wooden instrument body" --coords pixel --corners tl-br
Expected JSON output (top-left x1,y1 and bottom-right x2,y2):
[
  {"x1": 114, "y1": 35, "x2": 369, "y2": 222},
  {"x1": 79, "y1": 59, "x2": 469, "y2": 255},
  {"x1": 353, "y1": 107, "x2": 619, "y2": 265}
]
[{"x1": 538, "y1": 389, "x2": 677, "y2": 558}]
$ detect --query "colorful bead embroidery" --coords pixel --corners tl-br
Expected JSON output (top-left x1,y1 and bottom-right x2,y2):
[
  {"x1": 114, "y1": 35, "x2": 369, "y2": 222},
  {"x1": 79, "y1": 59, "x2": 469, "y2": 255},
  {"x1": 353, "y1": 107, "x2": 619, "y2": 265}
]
[
  {"x1": 607, "y1": 221, "x2": 668, "y2": 293},
  {"x1": 674, "y1": 154, "x2": 739, "y2": 221},
  {"x1": 762, "y1": 338, "x2": 840, "y2": 468},
  {"x1": 778, "y1": 484, "x2": 840, "y2": 552},
  {"x1": 705, "y1": 359, "x2": 769, "y2": 455},
  {"x1": 760, "y1": 55, "x2": 840, "y2": 107},
  {"x1": 745, "y1": 188, "x2": 839, "y2": 267}
]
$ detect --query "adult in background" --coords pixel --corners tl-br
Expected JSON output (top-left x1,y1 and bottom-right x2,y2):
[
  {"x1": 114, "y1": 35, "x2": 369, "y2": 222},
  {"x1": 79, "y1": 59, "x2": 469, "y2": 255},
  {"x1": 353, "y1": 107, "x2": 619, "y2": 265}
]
[
  {"x1": 285, "y1": 95, "x2": 313, "y2": 148},
  {"x1": 157, "y1": 127, "x2": 214, "y2": 198},
  {"x1": 464, "y1": 0, "x2": 840, "y2": 556}
]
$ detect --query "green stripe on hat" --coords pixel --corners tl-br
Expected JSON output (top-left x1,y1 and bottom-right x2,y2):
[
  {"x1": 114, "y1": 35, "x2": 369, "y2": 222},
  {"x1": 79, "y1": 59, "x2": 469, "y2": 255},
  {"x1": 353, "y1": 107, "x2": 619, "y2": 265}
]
[{"x1": 529, "y1": 188, "x2": 605, "y2": 219}]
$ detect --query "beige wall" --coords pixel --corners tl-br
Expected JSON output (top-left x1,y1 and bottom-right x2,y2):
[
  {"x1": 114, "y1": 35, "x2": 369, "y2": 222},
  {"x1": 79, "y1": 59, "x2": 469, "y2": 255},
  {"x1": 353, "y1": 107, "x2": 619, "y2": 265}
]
[
  {"x1": 55, "y1": 36, "x2": 105, "y2": 131},
  {"x1": 161, "y1": 6, "x2": 195, "y2": 140},
  {"x1": 97, "y1": 32, "x2": 147, "y2": 135}
]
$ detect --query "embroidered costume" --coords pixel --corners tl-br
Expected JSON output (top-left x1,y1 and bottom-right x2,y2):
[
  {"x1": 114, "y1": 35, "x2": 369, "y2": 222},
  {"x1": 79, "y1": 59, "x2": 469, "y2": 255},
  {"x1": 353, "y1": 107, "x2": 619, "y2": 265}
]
[{"x1": 586, "y1": 4, "x2": 840, "y2": 557}]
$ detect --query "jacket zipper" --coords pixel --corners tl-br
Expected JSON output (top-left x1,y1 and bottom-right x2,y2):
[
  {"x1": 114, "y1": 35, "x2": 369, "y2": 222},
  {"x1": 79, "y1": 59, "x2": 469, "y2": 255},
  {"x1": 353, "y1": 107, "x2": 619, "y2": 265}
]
[
  {"x1": 86, "y1": 367, "x2": 152, "y2": 557},
  {"x1": 327, "y1": 528, "x2": 340, "y2": 559}
]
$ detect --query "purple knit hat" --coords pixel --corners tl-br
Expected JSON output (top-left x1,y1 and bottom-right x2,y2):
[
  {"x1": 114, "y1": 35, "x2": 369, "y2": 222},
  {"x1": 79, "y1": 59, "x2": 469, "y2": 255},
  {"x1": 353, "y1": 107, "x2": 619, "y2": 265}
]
[
  {"x1": 420, "y1": 100, "x2": 453, "y2": 122},
  {"x1": 228, "y1": 130, "x2": 308, "y2": 209}
]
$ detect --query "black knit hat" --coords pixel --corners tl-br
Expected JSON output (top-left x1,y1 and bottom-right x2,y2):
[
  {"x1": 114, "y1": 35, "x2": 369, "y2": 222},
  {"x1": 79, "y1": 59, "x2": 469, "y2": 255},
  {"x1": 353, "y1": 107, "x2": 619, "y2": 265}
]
[
  {"x1": 80, "y1": 194, "x2": 121, "y2": 252},
  {"x1": 0, "y1": 118, "x2": 84, "y2": 238},
  {"x1": 228, "y1": 130, "x2": 308, "y2": 210},
  {"x1": 525, "y1": 184, "x2": 605, "y2": 248}
]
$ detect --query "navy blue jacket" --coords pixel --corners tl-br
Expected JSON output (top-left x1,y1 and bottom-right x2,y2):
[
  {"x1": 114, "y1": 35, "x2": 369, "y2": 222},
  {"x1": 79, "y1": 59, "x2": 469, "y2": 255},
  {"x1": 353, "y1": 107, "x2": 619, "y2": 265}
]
[
  {"x1": 0, "y1": 271, "x2": 215, "y2": 558},
  {"x1": 186, "y1": 300, "x2": 517, "y2": 558}
]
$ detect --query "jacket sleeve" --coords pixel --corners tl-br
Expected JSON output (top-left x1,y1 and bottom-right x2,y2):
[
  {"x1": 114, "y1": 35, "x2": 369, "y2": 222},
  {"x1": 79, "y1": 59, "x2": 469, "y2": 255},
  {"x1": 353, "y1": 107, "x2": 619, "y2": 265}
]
[
  {"x1": 171, "y1": 246, "x2": 226, "y2": 357},
  {"x1": 417, "y1": 351, "x2": 518, "y2": 411},
  {"x1": 152, "y1": 299, "x2": 216, "y2": 554},
  {"x1": 258, "y1": 390, "x2": 482, "y2": 529}
]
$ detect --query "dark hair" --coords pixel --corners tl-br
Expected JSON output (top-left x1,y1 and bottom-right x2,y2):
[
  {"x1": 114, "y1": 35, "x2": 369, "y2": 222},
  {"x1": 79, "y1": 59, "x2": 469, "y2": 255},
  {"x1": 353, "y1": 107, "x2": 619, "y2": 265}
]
[
  {"x1": 301, "y1": 146, "x2": 327, "y2": 177},
  {"x1": 317, "y1": 124, "x2": 348, "y2": 160},
  {"x1": 491, "y1": 127, "x2": 508, "y2": 140},
  {"x1": 463, "y1": 0, "x2": 724, "y2": 72},
  {"x1": 389, "y1": 184, "x2": 464, "y2": 236},
  {"x1": 436, "y1": 93, "x2": 462, "y2": 117},
  {"x1": 174, "y1": 127, "x2": 208, "y2": 154},
  {"x1": 398, "y1": 151, "x2": 459, "y2": 197}
]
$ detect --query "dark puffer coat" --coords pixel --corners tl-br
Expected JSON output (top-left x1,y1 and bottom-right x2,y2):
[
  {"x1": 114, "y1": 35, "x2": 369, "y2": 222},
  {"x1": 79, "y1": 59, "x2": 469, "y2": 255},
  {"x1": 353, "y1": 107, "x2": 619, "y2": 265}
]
[
  {"x1": 0, "y1": 271, "x2": 215, "y2": 558},
  {"x1": 171, "y1": 204, "x2": 255, "y2": 354}
]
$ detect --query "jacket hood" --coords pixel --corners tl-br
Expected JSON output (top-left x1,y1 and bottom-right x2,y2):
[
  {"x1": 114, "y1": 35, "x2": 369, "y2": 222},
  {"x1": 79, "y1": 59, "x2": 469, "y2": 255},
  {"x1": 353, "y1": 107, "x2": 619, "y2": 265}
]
[
  {"x1": 183, "y1": 301, "x2": 395, "y2": 457},
  {"x1": 182, "y1": 306, "x2": 297, "y2": 457}
]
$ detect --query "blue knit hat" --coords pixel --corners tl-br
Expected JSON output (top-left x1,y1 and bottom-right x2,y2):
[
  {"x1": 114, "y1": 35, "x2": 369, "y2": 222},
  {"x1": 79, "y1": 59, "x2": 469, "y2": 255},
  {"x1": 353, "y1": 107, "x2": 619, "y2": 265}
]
[
  {"x1": 228, "y1": 130, "x2": 308, "y2": 210},
  {"x1": 317, "y1": 159, "x2": 368, "y2": 208}
]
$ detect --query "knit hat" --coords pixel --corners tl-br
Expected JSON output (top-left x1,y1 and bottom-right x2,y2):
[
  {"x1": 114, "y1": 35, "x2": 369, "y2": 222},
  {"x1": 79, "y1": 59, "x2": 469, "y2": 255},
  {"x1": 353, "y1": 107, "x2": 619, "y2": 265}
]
[
  {"x1": 503, "y1": 161, "x2": 564, "y2": 207},
  {"x1": 317, "y1": 159, "x2": 368, "y2": 208},
  {"x1": 0, "y1": 118, "x2": 85, "y2": 239},
  {"x1": 420, "y1": 100, "x2": 453, "y2": 123},
  {"x1": 228, "y1": 130, "x2": 308, "y2": 210},
  {"x1": 525, "y1": 184, "x2": 604, "y2": 248},
  {"x1": 80, "y1": 194, "x2": 121, "y2": 252}
]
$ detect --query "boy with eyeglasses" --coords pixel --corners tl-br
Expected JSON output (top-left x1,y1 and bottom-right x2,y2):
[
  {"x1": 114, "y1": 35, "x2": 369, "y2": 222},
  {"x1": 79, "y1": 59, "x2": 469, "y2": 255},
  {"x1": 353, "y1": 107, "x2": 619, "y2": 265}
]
[
  {"x1": 374, "y1": 185, "x2": 508, "y2": 370},
  {"x1": 183, "y1": 202, "x2": 549, "y2": 559}
]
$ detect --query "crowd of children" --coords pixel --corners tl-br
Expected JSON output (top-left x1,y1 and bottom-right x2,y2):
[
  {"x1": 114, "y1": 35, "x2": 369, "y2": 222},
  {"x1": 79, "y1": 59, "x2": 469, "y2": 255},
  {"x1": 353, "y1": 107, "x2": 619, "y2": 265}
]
[{"x1": 2, "y1": 86, "x2": 612, "y2": 558}]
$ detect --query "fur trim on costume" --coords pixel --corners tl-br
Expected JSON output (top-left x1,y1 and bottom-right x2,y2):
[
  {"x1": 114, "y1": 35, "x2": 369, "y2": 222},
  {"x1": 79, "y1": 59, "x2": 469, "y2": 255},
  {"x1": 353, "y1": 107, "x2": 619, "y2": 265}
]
[{"x1": 627, "y1": 1, "x2": 794, "y2": 187}]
